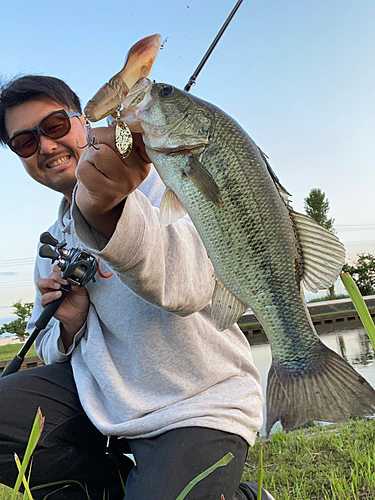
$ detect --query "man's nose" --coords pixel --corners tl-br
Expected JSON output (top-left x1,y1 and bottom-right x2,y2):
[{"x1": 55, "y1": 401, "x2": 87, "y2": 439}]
[{"x1": 38, "y1": 134, "x2": 59, "y2": 154}]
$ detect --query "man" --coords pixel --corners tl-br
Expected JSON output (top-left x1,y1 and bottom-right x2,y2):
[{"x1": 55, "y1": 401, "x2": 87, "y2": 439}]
[{"x1": 0, "y1": 75, "x2": 274, "y2": 500}]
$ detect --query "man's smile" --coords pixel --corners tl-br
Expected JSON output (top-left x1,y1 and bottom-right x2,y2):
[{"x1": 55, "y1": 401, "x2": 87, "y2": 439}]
[{"x1": 46, "y1": 154, "x2": 72, "y2": 169}]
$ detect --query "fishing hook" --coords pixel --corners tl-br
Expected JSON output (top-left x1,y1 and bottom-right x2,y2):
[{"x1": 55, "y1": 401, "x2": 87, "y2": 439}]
[{"x1": 76, "y1": 118, "x2": 100, "y2": 150}]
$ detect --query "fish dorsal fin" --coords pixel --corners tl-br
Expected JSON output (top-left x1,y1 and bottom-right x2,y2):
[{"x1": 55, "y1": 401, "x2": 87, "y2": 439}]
[
  {"x1": 258, "y1": 147, "x2": 291, "y2": 205},
  {"x1": 211, "y1": 277, "x2": 249, "y2": 331},
  {"x1": 184, "y1": 156, "x2": 222, "y2": 207},
  {"x1": 292, "y1": 211, "x2": 346, "y2": 292},
  {"x1": 160, "y1": 188, "x2": 187, "y2": 225}
]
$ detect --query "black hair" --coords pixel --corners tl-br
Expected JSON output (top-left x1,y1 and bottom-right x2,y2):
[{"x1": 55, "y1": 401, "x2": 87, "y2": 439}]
[{"x1": 0, "y1": 75, "x2": 82, "y2": 145}]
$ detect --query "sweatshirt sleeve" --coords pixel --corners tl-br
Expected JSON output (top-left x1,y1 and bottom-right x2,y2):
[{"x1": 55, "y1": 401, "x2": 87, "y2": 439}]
[{"x1": 71, "y1": 188, "x2": 216, "y2": 316}]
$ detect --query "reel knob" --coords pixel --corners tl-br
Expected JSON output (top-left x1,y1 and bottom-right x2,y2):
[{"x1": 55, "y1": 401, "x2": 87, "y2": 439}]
[
  {"x1": 40, "y1": 232, "x2": 59, "y2": 246},
  {"x1": 39, "y1": 244, "x2": 60, "y2": 262}
]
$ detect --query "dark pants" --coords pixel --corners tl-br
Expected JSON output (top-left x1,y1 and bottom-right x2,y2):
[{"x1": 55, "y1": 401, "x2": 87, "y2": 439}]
[{"x1": 0, "y1": 362, "x2": 253, "y2": 500}]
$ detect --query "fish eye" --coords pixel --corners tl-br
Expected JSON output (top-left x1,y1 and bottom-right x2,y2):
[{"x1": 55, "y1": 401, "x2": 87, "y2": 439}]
[{"x1": 159, "y1": 85, "x2": 174, "y2": 97}]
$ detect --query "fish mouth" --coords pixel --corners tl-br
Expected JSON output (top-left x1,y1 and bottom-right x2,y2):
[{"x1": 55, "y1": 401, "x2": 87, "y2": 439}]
[
  {"x1": 114, "y1": 78, "x2": 155, "y2": 133},
  {"x1": 121, "y1": 78, "x2": 210, "y2": 152},
  {"x1": 120, "y1": 79, "x2": 189, "y2": 144},
  {"x1": 145, "y1": 141, "x2": 208, "y2": 155},
  {"x1": 121, "y1": 78, "x2": 154, "y2": 110},
  {"x1": 141, "y1": 112, "x2": 209, "y2": 154}
]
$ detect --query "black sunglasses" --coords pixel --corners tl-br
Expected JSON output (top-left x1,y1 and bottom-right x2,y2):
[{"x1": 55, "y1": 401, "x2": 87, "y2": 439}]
[{"x1": 7, "y1": 109, "x2": 81, "y2": 158}]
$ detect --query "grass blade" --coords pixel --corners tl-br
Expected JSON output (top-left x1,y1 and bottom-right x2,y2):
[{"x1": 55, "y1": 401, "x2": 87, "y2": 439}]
[
  {"x1": 11, "y1": 408, "x2": 45, "y2": 500},
  {"x1": 175, "y1": 452, "x2": 234, "y2": 500},
  {"x1": 340, "y1": 273, "x2": 375, "y2": 349},
  {"x1": 31, "y1": 480, "x2": 91, "y2": 499},
  {"x1": 257, "y1": 437, "x2": 264, "y2": 500},
  {"x1": 14, "y1": 454, "x2": 34, "y2": 500}
]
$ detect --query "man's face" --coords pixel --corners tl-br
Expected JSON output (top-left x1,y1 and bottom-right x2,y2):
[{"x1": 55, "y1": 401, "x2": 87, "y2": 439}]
[{"x1": 5, "y1": 97, "x2": 87, "y2": 201}]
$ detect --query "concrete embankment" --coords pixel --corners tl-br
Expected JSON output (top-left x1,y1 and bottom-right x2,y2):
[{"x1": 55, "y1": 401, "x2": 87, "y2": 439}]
[{"x1": 238, "y1": 296, "x2": 375, "y2": 344}]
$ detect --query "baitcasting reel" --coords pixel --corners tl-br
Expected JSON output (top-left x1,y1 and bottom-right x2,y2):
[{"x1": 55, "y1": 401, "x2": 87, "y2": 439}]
[
  {"x1": 1, "y1": 233, "x2": 98, "y2": 378},
  {"x1": 39, "y1": 232, "x2": 98, "y2": 286}
]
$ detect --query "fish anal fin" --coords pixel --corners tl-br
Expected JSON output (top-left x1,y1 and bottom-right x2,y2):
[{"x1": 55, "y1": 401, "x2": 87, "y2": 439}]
[
  {"x1": 184, "y1": 156, "x2": 222, "y2": 207},
  {"x1": 291, "y1": 211, "x2": 346, "y2": 292},
  {"x1": 160, "y1": 188, "x2": 187, "y2": 225},
  {"x1": 211, "y1": 277, "x2": 248, "y2": 331},
  {"x1": 266, "y1": 344, "x2": 375, "y2": 436}
]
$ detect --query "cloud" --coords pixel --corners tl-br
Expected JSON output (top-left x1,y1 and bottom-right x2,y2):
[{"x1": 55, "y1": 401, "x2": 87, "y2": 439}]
[
  {"x1": 0, "y1": 305, "x2": 11, "y2": 309},
  {"x1": 0, "y1": 272, "x2": 17, "y2": 276}
]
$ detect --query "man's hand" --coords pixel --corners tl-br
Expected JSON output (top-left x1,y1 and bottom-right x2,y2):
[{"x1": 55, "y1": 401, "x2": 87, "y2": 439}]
[
  {"x1": 36, "y1": 265, "x2": 90, "y2": 351},
  {"x1": 75, "y1": 127, "x2": 151, "y2": 239}
]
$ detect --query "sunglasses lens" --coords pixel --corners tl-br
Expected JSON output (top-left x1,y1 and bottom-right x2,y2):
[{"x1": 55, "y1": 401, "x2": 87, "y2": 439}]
[
  {"x1": 10, "y1": 132, "x2": 38, "y2": 158},
  {"x1": 9, "y1": 110, "x2": 74, "y2": 157},
  {"x1": 41, "y1": 111, "x2": 71, "y2": 139}
]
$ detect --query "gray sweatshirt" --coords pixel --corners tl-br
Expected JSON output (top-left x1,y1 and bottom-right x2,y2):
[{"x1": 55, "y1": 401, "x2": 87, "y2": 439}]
[{"x1": 29, "y1": 167, "x2": 264, "y2": 446}]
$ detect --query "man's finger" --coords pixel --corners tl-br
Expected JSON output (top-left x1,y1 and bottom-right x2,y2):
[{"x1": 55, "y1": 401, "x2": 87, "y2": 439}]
[
  {"x1": 90, "y1": 126, "x2": 116, "y2": 151},
  {"x1": 40, "y1": 290, "x2": 63, "y2": 307}
]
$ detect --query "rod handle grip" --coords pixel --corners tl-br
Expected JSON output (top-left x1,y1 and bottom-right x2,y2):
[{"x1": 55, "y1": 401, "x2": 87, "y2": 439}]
[
  {"x1": 35, "y1": 285, "x2": 71, "y2": 330},
  {"x1": 1, "y1": 355, "x2": 24, "y2": 378}
]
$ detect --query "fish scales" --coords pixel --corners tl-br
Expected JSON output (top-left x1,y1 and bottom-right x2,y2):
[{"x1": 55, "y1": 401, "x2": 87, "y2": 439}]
[
  {"x1": 116, "y1": 79, "x2": 375, "y2": 435},
  {"x1": 152, "y1": 102, "x2": 317, "y2": 358}
]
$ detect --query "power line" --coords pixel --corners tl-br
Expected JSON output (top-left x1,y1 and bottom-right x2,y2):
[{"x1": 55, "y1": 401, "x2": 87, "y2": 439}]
[
  {"x1": 0, "y1": 281, "x2": 34, "y2": 290},
  {"x1": 0, "y1": 258, "x2": 35, "y2": 267},
  {"x1": 342, "y1": 240, "x2": 375, "y2": 247},
  {"x1": 336, "y1": 225, "x2": 375, "y2": 231}
]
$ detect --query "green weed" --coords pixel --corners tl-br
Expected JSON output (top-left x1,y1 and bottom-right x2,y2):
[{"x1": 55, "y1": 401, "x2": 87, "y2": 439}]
[
  {"x1": 243, "y1": 418, "x2": 375, "y2": 499},
  {"x1": 2, "y1": 416, "x2": 375, "y2": 499}
]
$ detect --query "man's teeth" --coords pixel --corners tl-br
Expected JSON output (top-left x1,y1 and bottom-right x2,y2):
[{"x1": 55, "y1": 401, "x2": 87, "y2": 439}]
[{"x1": 48, "y1": 156, "x2": 70, "y2": 168}]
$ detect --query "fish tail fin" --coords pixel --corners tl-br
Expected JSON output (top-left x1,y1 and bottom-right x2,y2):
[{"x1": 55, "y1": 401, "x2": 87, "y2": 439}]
[{"x1": 266, "y1": 343, "x2": 375, "y2": 436}]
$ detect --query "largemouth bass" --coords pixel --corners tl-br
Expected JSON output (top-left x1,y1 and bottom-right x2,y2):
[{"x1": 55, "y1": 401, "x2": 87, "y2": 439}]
[{"x1": 117, "y1": 79, "x2": 375, "y2": 434}]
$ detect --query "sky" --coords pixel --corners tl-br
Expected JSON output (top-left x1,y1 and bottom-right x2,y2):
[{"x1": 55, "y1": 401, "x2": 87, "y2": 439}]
[{"x1": 1, "y1": 0, "x2": 375, "y2": 323}]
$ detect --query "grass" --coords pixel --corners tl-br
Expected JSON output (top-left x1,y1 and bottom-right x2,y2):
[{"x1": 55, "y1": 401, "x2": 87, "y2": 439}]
[
  {"x1": 0, "y1": 343, "x2": 37, "y2": 362},
  {"x1": 1, "y1": 418, "x2": 375, "y2": 499},
  {"x1": 308, "y1": 294, "x2": 350, "y2": 303},
  {"x1": 242, "y1": 418, "x2": 375, "y2": 499}
]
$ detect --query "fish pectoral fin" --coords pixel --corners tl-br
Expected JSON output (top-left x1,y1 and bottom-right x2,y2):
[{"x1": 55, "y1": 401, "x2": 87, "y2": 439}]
[
  {"x1": 292, "y1": 211, "x2": 346, "y2": 292},
  {"x1": 184, "y1": 156, "x2": 222, "y2": 207},
  {"x1": 159, "y1": 188, "x2": 187, "y2": 225},
  {"x1": 211, "y1": 277, "x2": 248, "y2": 331}
]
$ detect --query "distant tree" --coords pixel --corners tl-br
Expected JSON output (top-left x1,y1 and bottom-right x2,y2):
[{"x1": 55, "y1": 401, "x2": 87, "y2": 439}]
[
  {"x1": 342, "y1": 254, "x2": 375, "y2": 296},
  {"x1": 304, "y1": 188, "x2": 335, "y2": 232},
  {"x1": 0, "y1": 300, "x2": 34, "y2": 342},
  {"x1": 304, "y1": 188, "x2": 336, "y2": 299}
]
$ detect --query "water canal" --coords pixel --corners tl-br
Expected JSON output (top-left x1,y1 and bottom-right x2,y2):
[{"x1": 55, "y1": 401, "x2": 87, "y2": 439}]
[{"x1": 249, "y1": 326, "x2": 375, "y2": 435}]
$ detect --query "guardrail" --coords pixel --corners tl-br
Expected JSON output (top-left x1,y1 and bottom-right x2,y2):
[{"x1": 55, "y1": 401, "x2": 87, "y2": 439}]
[
  {"x1": 238, "y1": 296, "x2": 375, "y2": 343},
  {"x1": 0, "y1": 356, "x2": 44, "y2": 375}
]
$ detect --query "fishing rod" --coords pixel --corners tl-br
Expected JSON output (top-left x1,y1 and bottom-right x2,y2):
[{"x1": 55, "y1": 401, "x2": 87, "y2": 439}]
[
  {"x1": 1, "y1": 232, "x2": 98, "y2": 378},
  {"x1": 184, "y1": 0, "x2": 244, "y2": 92}
]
